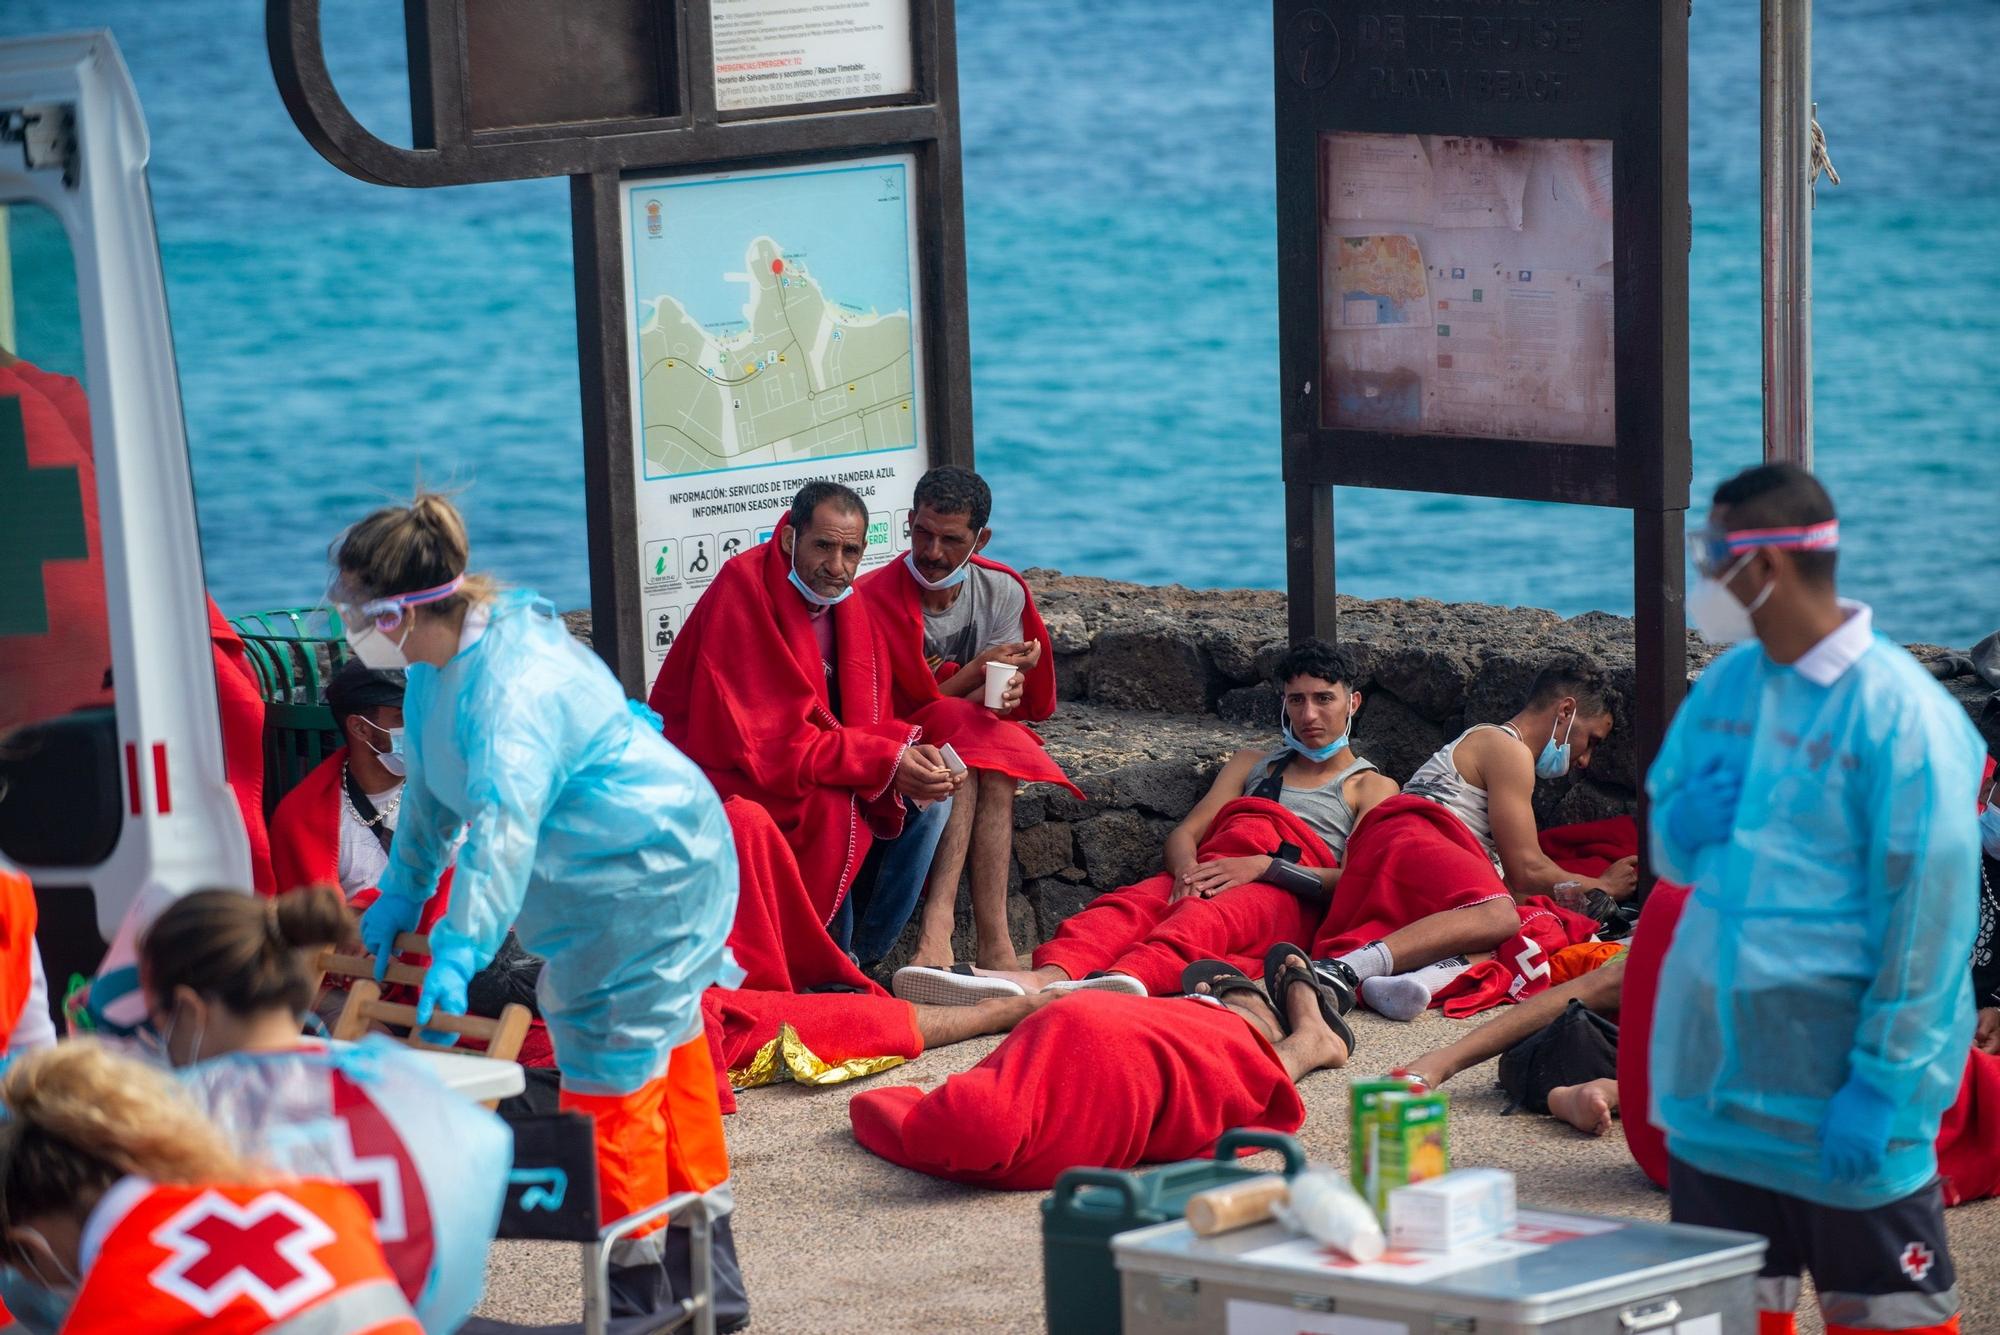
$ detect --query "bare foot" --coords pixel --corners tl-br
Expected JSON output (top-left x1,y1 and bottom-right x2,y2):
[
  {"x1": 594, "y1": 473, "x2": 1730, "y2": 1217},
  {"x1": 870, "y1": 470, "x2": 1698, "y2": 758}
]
[
  {"x1": 1278, "y1": 974, "x2": 1348, "y2": 1071},
  {"x1": 907, "y1": 935, "x2": 956, "y2": 970},
  {"x1": 1546, "y1": 1079, "x2": 1617, "y2": 1136},
  {"x1": 970, "y1": 965, "x2": 1065, "y2": 994}
]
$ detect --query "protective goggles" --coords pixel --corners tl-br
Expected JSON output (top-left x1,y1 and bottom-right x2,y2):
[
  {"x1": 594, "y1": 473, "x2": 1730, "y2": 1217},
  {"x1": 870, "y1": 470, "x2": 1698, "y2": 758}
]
[
  {"x1": 1690, "y1": 519, "x2": 1838, "y2": 578},
  {"x1": 328, "y1": 574, "x2": 464, "y2": 632}
]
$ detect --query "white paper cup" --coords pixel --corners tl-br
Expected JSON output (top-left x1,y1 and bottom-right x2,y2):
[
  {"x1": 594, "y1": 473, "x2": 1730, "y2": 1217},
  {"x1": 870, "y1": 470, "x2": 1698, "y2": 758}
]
[{"x1": 983, "y1": 662, "x2": 1021, "y2": 709}]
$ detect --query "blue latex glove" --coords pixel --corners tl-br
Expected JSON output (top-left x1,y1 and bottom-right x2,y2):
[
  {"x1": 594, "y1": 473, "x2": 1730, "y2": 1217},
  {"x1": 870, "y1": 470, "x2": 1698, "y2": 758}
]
[
  {"x1": 1819, "y1": 1075, "x2": 1897, "y2": 1185},
  {"x1": 1665, "y1": 759, "x2": 1743, "y2": 852},
  {"x1": 358, "y1": 892, "x2": 424, "y2": 981},
  {"x1": 413, "y1": 935, "x2": 479, "y2": 1046}
]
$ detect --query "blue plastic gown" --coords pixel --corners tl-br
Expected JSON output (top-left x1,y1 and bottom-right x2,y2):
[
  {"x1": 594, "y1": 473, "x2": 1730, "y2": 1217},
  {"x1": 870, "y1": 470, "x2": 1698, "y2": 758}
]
[
  {"x1": 377, "y1": 591, "x2": 741, "y2": 1095},
  {"x1": 178, "y1": 1038, "x2": 510, "y2": 1333},
  {"x1": 1646, "y1": 617, "x2": 1985, "y2": 1209}
]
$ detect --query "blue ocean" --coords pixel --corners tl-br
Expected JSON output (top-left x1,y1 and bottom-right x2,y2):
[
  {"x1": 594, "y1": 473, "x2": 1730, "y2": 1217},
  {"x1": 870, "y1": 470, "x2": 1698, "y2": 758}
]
[{"x1": 6, "y1": 0, "x2": 1997, "y2": 646}]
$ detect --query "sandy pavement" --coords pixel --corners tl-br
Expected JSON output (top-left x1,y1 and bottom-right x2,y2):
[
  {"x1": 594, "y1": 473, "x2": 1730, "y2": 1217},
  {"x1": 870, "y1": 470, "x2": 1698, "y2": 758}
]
[{"x1": 477, "y1": 1006, "x2": 2000, "y2": 1333}]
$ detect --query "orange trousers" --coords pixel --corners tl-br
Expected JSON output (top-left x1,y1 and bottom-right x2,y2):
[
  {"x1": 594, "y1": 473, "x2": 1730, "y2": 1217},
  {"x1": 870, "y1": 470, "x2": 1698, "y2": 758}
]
[{"x1": 560, "y1": 1036, "x2": 730, "y2": 1228}]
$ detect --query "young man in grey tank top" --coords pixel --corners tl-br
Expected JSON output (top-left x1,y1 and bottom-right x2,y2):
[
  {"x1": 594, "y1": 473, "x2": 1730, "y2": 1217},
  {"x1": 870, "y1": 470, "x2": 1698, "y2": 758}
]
[{"x1": 894, "y1": 641, "x2": 1399, "y2": 1004}]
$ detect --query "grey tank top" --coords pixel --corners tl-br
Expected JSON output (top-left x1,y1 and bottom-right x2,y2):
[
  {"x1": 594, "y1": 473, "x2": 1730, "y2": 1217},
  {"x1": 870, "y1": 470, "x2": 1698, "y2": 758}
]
[
  {"x1": 1402, "y1": 723, "x2": 1518, "y2": 865},
  {"x1": 1243, "y1": 750, "x2": 1378, "y2": 861}
]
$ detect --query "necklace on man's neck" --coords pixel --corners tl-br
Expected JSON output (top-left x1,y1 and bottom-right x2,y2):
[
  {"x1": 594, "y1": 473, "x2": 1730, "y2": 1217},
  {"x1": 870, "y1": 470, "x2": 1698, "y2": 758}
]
[{"x1": 342, "y1": 760, "x2": 402, "y2": 828}]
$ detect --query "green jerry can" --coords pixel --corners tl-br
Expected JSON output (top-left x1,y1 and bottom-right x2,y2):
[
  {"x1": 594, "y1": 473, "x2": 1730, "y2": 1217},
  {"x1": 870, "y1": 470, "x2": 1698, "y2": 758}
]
[{"x1": 1041, "y1": 1129, "x2": 1306, "y2": 1335}]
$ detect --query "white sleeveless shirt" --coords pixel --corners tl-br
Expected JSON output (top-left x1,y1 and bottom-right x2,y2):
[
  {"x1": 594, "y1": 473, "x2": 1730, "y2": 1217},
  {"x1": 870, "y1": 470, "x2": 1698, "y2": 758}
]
[{"x1": 1401, "y1": 723, "x2": 1520, "y2": 866}]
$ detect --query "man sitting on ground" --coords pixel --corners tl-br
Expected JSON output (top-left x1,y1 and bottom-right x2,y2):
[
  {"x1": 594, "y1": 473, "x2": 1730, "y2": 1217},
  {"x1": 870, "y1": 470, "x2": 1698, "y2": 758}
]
[
  {"x1": 851, "y1": 944, "x2": 1352, "y2": 1190},
  {"x1": 652, "y1": 482, "x2": 964, "y2": 966},
  {"x1": 891, "y1": 640, "x2": 1398, "y2": 1004},
  {"x1": 1308, "y1": 657, "x2": 1638, "y2": 1019},
  {"x1": 858, "y1": 465, "x2": 1079, "y2": 971}
]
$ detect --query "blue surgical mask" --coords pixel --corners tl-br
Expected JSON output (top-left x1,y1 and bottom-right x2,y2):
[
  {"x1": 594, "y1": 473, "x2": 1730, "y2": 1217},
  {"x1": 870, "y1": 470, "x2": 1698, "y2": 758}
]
[
  {"x1": 0, "y1": 1264, "x2": 73, "y2": 1334},
  {"x1": 788, "y1": 540, "x2": 853, "y2": 608},
  {"x1": 904, "y1": 550, "x2": 971, "y2": 592},
  {"x1": 1535, "y1": 710, "x2": 1577, "y2": 779},
  {"x1": 1980, "y1": 793, "x2": 2000, "y2": 862},
  {"x1": 1281, "y1": 701, "x2": 1356, "y2": 764},
  {"x1": 357, "y1": 716, "x2": 407, "y2": 778}
]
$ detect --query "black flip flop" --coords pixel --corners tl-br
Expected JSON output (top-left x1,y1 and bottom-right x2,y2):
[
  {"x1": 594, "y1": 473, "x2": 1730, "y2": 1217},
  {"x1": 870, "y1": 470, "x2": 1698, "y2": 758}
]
[
  {"x1": 1179, "y1": 960, "x2": 1271, "y2": 1011},
  {"x1": 1271, "y1": 943, "x2": 1356, "y2": 1016},
  {"x1": 1261, "y1": 942, "x2": 1359, "y2": 1060}
]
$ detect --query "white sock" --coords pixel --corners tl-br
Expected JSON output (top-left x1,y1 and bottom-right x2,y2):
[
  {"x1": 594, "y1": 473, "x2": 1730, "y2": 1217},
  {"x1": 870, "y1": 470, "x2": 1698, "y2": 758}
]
[
  {"x1": 1360, "y1": 956, "x2": 1470, "y2": 1022},
  {"x1": 1336, "y1": 941, "x2": 1395, "y2": 984}
]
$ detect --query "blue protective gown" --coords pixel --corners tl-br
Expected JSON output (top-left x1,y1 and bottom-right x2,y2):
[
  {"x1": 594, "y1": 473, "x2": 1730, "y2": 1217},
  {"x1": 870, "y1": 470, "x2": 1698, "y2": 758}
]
[
  {"x1": 377, "y1": 591, "x2": 741, "y2": 1096},
  {"x1": 1646, "y1": 611, "x2": 1985, "y2": 1209}
]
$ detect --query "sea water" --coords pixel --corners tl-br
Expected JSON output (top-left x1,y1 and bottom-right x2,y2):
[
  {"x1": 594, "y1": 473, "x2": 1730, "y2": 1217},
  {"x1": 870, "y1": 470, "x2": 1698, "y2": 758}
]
[{"x1": 4, "y1": 0, "x2": 1996, "y2": 646}]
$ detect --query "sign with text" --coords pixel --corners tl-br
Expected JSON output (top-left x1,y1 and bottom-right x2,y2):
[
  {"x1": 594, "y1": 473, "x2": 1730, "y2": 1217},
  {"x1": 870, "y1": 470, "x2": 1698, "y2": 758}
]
[
  {"x1": 713, "y1": 0, "x2": 915, "y2": 112},
  {"x1": 621, "y1": 154, "x2": 929, "y2": 674}
]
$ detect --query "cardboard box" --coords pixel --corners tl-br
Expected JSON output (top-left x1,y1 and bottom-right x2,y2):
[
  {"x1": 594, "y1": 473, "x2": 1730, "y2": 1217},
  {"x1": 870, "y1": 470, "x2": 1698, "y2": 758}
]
[{"x1": 1389, "y1": 1167, "x2": 1518, "y2": 1251}]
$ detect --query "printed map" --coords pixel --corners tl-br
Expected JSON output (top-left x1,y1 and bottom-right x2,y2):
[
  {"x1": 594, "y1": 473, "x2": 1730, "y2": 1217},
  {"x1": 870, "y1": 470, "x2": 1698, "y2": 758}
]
[
  {"x1": 1333, "y1": 233, "x2": 1429, "y2": 327},
  {"x1": 628, "y1": 160, "x2": 919, "y2": 478}
]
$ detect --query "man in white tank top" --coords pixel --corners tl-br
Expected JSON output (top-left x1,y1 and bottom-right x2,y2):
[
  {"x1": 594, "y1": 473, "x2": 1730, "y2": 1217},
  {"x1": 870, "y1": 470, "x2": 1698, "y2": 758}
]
[{"x1": 1314, "y1": 659, "x2": 1639, "y2": 1020}]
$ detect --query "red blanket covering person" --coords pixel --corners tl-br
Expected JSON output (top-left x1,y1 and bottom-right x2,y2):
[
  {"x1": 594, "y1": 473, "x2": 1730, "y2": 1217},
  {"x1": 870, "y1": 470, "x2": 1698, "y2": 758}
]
[
  {"x1": 853, "y1": 554, "x2": 1078, "y2": 796},
  {"x1": 704, "y1": 798, "x2": 924, "y2": 1094},
  {"x1": 1310, "y1": 797, "x2": 1597, "y2": 1018},
  {"x1": 650, "y1": 517, "x2": 917, "y2": 923},
  {"x1": 1031, "y1": 798, "x2": 1334, "y2": 993},
  {"x1": 848, "y1": 991, "x2": 1304, "y2": 1190},
  {"x1": 268, "y1": 749, "x2": 453, "y2": 924}
]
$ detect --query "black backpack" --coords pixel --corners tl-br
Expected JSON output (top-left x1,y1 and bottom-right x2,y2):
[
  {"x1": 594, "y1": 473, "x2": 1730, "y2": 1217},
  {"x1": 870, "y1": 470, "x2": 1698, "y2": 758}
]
[{"x1": 1497, "y1": 999, "x2": 1620, "y2": 1115}]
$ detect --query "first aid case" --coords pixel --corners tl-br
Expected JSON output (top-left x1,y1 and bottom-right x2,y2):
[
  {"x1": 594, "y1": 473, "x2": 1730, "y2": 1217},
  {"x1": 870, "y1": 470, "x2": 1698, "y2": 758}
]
[{"x1": 1113, "y1": 1207, "x2": 1764, "y2": 1334}]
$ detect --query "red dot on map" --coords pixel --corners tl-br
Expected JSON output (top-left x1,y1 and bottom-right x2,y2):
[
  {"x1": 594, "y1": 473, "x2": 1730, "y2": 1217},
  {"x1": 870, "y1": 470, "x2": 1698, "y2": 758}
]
[{"x1": 771, "y1": 259, "x2": 785, "y2": 275}]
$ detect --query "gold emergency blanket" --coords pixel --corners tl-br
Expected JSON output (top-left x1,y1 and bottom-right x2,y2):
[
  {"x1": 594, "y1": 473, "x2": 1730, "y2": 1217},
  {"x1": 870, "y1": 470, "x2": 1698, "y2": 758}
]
[{"x1": 728, "y1": 1023, "x2": 908, "y2": 1089}]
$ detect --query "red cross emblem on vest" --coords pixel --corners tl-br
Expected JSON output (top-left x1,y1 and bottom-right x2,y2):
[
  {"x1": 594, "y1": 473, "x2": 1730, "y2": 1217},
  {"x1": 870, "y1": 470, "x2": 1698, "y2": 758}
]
[
  {"x1": 149, "y1": 1190, "x2": 337, "y2": 1317},
  {"x1": 1900, "y1": 1241, "x2": 1935, "y2": 1283}
]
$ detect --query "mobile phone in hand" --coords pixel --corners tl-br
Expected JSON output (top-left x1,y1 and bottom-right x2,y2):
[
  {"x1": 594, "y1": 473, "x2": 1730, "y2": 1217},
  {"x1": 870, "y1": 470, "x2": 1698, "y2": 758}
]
[{"x1": 939, "y1": 742, "x2": 969, "y2": 775}]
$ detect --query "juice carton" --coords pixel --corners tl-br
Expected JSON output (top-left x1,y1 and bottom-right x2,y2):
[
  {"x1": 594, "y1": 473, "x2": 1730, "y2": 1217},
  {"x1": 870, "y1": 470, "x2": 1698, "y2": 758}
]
[
  {"x1": 1348, "y1": 1075, "x2": 1426, "y2": 1212},
  {"x1": 1353, "y1": 1083, "x2": 1450, "y2": 1217}
]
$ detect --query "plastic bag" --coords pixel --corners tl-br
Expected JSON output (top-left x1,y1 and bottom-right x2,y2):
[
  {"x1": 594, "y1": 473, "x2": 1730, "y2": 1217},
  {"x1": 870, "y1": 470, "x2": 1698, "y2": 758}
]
[{"x1": 1271, "y1": 1166, "x2": 1385, "y2": 1261}]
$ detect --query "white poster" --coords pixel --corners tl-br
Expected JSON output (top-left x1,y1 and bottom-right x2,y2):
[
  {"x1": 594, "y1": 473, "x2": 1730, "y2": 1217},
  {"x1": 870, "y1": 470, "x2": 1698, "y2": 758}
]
[
  {"x1": 621, "y1": 155, "x2": 928, "y2": 678},
  {"x1": 712, "y1": 0, "x2": 915, "y2": 112},
  {"x1": 1320, "y1": 134, "x2": 1616, "y2": 447}
]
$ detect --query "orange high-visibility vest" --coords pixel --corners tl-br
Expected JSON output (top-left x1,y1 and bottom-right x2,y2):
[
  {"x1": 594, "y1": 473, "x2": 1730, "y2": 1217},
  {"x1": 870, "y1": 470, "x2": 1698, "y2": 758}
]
[
  {"x1": 62, "y1": 1178, "x2": 420, "y2": 1334},
  {"x1": 0, "y1": 870, "x2": 36, "y2": 1055}
]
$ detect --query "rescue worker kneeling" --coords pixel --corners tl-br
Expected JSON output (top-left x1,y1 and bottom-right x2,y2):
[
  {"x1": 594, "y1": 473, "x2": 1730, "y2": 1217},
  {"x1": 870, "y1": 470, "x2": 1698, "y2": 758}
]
[{"x1": 0, "y1": 1041, "x2": 420, "y2": 1334}]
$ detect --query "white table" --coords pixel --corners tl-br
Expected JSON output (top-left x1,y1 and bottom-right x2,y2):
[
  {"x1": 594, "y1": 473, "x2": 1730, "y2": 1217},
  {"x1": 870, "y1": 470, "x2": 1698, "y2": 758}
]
[{"x1": 412, "y1": 1046, "x2": 526, "y2": 1102}]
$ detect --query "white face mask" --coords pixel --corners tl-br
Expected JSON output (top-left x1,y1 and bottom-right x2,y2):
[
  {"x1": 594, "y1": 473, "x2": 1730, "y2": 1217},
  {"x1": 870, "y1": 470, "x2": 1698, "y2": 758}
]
[
  {"x1": 344, "y1": 620, "x2": 413, "y2": 670},
  {"x1": 1687, "y1": 553, "x2": 1774, "y2": 644},
  {"x1": 355, "y1": 716, "x2": 407, "y2": 778}
]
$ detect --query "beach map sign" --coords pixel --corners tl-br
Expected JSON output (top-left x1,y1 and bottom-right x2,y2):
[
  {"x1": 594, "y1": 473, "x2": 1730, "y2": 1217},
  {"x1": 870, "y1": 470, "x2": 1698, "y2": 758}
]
[{"x1": 621, "y1": 155, "x2": 929, "y2": 675}]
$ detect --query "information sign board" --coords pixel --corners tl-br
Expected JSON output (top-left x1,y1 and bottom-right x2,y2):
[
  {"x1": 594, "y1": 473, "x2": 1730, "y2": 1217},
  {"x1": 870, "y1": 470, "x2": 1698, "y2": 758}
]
[
  {"x1": 712, "y1": 0, "x2": 915, "y2": 113},
  {"x1": 620, "y1": 154, "x2": 930, "y2": 676}
]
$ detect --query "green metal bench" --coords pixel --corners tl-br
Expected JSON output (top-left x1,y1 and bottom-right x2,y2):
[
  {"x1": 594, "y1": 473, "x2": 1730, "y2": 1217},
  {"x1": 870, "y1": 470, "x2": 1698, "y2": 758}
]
[{"x1": 230, "y1": 607, "x2": 351, "y2": 814}]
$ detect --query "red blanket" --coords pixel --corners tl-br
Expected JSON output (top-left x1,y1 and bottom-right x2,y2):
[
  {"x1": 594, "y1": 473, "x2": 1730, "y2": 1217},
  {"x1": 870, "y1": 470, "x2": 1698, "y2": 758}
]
[
  {"x1": 650, "y1": 516, "x2": 918, "y2": 922},
  {"x1": 848, "y1": 991, "x2": 1302, "y2": 1190},
  {"x1": 855, "y1": 555, "x2": 1078, "y2": 795},
  {"x1": 1033, "y1": 798, "x2": 1336, "y2": 993},
  {"x1": 269, "y1": 749, "x2": 453, "y2": 925},
  {"x1": 209, "y1": 598, "x2": 274, "y2": 896},
  {"x1": 1429, "y1": 898, "x2": 1600, "y2": 1018},
  {"x1": 1538, "y1": 815, "x2": 1639, "y2": 879},
  {"x1": 703, "y1": 798, "x2": 922, "y2": 1090},
  {"x1": 1309, "y1": 795, "x2": 1514, "y2": 957}
]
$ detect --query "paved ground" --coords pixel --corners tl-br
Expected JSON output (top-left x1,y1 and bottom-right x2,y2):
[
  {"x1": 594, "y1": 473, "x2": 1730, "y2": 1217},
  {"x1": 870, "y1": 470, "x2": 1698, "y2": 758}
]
[{"x1": 477, "y1": 1006, "x2": 2000, "y2": 1333}]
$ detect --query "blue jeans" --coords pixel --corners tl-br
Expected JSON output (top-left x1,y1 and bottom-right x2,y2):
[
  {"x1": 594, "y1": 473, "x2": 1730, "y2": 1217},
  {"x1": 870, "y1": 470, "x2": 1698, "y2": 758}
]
[{"x1": 831, "y1": 796, "x2": 953, "y2": 965}]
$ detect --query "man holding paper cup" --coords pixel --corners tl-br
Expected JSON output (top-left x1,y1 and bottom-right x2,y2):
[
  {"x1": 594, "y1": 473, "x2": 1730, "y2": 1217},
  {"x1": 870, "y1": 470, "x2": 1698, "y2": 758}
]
[{"x1": 858, "y1": 467, "x2": 1082, "y2": 971}]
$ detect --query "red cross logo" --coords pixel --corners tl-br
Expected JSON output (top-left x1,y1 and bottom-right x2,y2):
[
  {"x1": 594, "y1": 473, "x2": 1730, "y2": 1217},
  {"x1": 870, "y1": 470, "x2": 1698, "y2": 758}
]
[
  {"x1": 1900, "y1": 1242, "x2": 1935, "y2": 1282},
  {"x1": 150, "y1": 1191, "x2": 336, "y2": 1317}
]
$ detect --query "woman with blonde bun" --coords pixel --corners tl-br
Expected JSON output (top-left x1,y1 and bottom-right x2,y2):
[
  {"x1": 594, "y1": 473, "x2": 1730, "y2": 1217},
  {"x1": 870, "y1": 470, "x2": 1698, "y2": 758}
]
[
  {"x1": 0, "y1": 1040, "x2": 419, "y2": 1333},
  {"x1": 326, "y1": 493, "x2": 745, "y2": 1325}
]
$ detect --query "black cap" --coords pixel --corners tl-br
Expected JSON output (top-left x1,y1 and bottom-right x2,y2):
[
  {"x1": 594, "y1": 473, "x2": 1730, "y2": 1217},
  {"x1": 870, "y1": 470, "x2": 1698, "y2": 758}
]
[{"x1": 326, "y1": 659, "x2": 405, "y2": 724}]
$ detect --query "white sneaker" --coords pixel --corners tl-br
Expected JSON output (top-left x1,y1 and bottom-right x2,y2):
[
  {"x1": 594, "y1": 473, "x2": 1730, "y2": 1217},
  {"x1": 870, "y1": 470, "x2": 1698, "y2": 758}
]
[
  {"x1": 1042, "y1": 973, "x2": 1148, "y2": 998},
  {"x1": 890, "y1": 965, "x2": 1027, "y2": 1007}
]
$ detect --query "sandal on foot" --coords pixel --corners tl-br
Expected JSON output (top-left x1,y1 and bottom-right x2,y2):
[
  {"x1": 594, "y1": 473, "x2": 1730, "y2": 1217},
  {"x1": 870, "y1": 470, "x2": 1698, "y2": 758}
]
[
  {"x1": 890, "y1": 964, "x2": 1027, "y2": 1007},
  {"x1": 1262, "y1": 943, "x2": 1359, "y2": 1059},
  {"x1": 1179, "y1": 960, "x2": 1272, "y2": 1011}
]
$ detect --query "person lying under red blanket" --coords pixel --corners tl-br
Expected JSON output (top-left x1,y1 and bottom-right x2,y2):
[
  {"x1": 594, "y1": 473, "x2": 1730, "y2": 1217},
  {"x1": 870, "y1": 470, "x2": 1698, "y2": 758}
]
[
  {"x1": 891, "y1": 641, "x2": 1397, "y2": 1006},
  {"x1": 856, "y1": 466, "x2": 1081, "y2": 971},
  {"x1": 706, "y1": 797, "x2": 1050, "y2": 1108},
  {"x1": 849, "y1": 945, "x2": 1353, "y2": 1190}
]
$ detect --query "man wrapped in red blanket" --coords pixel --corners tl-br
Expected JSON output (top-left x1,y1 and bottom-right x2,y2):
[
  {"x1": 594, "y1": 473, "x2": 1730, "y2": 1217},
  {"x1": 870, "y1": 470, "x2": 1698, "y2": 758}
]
[
  {"x1": 855, "y1": 467, "x2": 1080, "y2": 972},
  {"x1": 890, "y1": 641, "x2": 1397, "y2": 1007},
  {"x1": 650, "y1": 483, "x2": 965, "y2": 962},
  {"x1": 1308, "y1": 657, "x2": 1638, "y2": 1020},
  {"x1": 850, "y1": 947, "x2": 1352, "y2": 1190}
]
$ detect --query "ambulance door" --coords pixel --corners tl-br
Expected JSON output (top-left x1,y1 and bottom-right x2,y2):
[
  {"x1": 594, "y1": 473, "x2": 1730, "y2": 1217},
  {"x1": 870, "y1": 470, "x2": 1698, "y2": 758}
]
[{"x1": 0, "y1": 31, "x2": 247, "y2": 1017}]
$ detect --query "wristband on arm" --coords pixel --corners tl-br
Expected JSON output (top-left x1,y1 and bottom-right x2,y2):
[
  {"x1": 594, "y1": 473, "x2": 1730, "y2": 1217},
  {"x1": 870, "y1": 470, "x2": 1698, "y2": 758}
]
[{"x1": 1260, "y1": 843, "x2": 1325, "y2": 899}]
